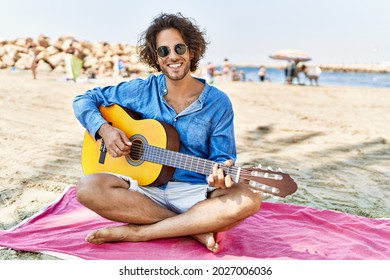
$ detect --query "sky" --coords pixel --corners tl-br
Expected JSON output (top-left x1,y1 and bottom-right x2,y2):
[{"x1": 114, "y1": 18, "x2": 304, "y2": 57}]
[{"x1": 1, "y1": 0, "x2": 389, "y2": 66}]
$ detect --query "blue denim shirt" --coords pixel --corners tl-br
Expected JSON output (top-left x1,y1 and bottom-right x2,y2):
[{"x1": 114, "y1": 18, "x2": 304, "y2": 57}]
[{"x1": 73, "y1": 74, "x2": 236, "y2": 185}]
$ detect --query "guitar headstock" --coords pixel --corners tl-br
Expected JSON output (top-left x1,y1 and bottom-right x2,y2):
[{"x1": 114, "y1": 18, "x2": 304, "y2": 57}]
[{"x1": 239, "y1": 164, "x2": 298, "y2": 198}]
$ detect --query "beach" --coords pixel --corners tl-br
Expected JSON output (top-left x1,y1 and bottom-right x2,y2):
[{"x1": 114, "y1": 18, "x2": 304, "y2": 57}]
[{"x1": 1, "y1": 69, "x2": 389, "y2": 260}]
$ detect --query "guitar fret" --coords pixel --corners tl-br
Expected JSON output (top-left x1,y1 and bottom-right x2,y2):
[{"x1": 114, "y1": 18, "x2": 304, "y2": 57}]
[
  {"x1": 140, "y1": 144, "x2": 241, "y2": 182},
  {"x1": 173, "y1": 149, "x2": 178, "y2": 169},
  {"x1": 142, "y1": 145, "x2": 212, "y2": 175},
  {"x1": 189, "y1": 154, "x2": 194, "y2": 172}
]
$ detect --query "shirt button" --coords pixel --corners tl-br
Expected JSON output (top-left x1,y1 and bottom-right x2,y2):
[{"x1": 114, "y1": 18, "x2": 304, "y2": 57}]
[{"x1": 173, "y1": 118, "x2": 177, "y2": 122}]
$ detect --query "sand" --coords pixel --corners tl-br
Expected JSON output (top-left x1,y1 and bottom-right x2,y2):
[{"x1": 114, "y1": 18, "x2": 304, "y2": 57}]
[{"x1": 1, "y1": 69, "x2": 389, "y2": 259}]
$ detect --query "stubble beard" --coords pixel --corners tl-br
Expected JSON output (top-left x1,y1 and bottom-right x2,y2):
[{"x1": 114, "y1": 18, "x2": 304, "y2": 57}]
[{"x1": 161, "y1": 61, "x2": 191, "y2": 81}]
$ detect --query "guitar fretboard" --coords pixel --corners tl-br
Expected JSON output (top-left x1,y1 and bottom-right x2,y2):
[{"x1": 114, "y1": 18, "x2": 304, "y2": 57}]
[{"x1": 141, "y1": 143, "x2": 239, "y2": 181}]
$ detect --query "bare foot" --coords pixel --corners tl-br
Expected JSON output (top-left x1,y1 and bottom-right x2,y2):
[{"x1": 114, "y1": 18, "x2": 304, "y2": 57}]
[
  {"x1": 85, "y1": 225, "x2": 220, "y2": 253},
  {"x1": 85, "y1": 224, "x2": 143, "y2": 245},
  {"x1": 192, "y1": 233, "x2": 219, "y2": 253}
]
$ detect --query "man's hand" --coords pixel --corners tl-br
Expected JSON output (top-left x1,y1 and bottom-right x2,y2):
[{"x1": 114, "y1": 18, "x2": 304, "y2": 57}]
[
  {"x1": 98, "y1": 123, "x2": 132, "y2": 158},
  {"x1": 207, "y1": 159, "x2": 234, "y2": 189}
]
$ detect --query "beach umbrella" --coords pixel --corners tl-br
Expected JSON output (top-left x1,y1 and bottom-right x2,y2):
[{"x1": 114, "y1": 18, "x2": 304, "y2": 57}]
[{"x1": 269, "y1": 49, "x2": 311, "y2": 62}]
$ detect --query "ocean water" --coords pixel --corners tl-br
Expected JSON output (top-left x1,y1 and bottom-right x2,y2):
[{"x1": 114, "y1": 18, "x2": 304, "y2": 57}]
[{"x1": 234, "y1": 66, "x2": 390, "y2": 89}]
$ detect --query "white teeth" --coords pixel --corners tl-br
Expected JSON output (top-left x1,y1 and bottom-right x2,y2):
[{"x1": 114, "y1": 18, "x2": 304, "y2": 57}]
[{"x1": 169, "y1": 63, "x2": 181, "y2": 68}]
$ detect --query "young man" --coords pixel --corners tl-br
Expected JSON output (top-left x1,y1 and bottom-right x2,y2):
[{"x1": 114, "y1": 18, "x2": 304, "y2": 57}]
[{"x1": 73, "y1": 13, "x2": 261, "y2": 252}]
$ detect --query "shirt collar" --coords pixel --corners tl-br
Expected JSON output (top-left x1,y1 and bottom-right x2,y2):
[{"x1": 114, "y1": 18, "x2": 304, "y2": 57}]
[{"x1": 158, "y1": 74, "x2": 209, "y2": 105}]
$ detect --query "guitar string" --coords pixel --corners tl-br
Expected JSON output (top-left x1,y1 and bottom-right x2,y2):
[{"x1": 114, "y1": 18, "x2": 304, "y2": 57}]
[
  {"x1": 109, "y1": 142, "x2": 287, "y2": 195},
  {"x1": 126, "y1": 141, "x2": 263, "y2": 178},
  {"x1": 144, "y1": 144, "x2": 236, "y2": 176},
  {"x1": 129, "y1": 142, "x2": 273, "y2": 178},
  {"x1": 127, "y1": 142, "x2": 281, "y2": 182},
  {"x1": 129, "y1": 142, "x2": 240, "y2": 176},
  {"x1": 129, "y1": 143, "x2": 285, "y2": 195}
]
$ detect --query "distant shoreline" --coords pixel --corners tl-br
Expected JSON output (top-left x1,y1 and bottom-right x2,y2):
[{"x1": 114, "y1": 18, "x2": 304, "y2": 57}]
[{"x1": 234, "y1": 62, "x2": 390, "y2": 74}]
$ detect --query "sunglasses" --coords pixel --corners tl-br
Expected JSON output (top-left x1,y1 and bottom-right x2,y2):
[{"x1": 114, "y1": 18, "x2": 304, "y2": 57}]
[{"x1": 156, "y1": 43, "x2": 187, "y2": 58}]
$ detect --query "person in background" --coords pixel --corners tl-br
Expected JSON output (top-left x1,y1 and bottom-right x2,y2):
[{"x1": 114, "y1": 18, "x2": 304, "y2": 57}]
[
  {"x1": 73, "y1": 13, "x2": 262, "y2": 252},
  {"x1": 65, "y1": 42, "x2": 83, "y2": 82},
  {"x1": 206, "y1": 61, "x2": 216, "y2": 84},
  {"x1": 258, "y1": 65, "x2": 266, "y2": 82},
  {"x1": 231, "y1": 67, "x2": 240, "y2": 81},
  {"x1": 221, "y1": 58, "x2": 231, "y2": 80},
  {"x1": 239, "y1": 70, "x2": 246, "y2": 81},
  {"x1": 285, "y1": 61, "x2": 296, "y2": 84},
  {"x1": 25, "y1": 37, "x2": 55, "y2": 80},
  {"x1": 301, "y1": 64, "x2": 321, "y2": 86},
  {"x1": 26, "y1": 38, "x2": 38, "y2": 80}
]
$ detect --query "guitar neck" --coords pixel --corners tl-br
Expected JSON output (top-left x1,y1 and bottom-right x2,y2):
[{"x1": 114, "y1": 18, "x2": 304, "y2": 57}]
[{"x1": 142, "y1": 144, "x2": 239, "y2": 181}]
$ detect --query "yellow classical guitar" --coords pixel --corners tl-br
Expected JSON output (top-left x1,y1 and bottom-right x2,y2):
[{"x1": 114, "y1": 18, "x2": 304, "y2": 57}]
[{"x1": 81, "y1": 104, "x2": 298, "y2": 197}]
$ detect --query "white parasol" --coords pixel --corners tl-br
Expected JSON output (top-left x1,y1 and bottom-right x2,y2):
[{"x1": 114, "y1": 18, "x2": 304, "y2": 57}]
[{"x1": 269, "y1": 49, "x2": 311, "y2": 62}]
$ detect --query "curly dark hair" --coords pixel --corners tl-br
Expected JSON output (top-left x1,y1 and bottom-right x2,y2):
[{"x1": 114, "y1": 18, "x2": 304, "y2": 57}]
[{"x1": 137, "y1": 13, "x2": 208, "y2": 72}]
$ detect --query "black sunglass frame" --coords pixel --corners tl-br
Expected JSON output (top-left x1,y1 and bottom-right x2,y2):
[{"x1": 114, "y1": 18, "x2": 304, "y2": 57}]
[{"x1": 156, "y1": 43, "x2": 187, "y2": 58}]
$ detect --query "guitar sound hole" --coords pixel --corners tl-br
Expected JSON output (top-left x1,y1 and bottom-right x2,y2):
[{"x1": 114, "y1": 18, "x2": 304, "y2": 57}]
[{"x1": 129, "y1": 139, "x2": 144, "y2": 161}]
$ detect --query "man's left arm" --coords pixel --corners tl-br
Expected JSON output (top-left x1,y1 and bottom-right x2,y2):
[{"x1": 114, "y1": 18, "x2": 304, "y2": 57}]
[{"x1": 207, "y1": 110, "x2": 236, "y2": 189}]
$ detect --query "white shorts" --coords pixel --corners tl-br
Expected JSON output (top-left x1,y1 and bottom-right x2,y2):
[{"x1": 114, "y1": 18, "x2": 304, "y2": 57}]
[{"x1": 114, "y1": 174, "x2": 215, "y2": 214}]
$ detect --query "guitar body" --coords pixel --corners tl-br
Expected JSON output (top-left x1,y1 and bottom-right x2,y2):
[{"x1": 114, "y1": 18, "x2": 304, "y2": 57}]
[{"x1": 81, "y1": 104, "x2": 180, "y2": 186}]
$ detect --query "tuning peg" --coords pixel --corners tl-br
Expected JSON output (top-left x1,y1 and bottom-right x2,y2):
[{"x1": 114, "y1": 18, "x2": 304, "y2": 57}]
[
  {"x1": 275, "y1": 174, "x2": 283, "y2": 180},
  {"x1": 267, "y1": 166, "x2": 273, "y2": 171},
  {"x1": 257, "y1": 163, "x2": 262, "y2": 168},
  {"x1": 278, "y1": 167, "x2": 283, "y2": 172}
]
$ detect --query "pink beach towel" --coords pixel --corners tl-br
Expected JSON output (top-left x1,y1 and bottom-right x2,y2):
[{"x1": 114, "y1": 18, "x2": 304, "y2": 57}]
[{"x1": 0, "y1": 185, "x2": 389, "y2": 260}]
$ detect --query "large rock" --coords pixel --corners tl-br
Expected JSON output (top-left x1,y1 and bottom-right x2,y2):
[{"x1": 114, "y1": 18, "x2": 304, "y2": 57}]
[
  {"x1": 14, "y1": 53, "x2": 31, "y2": 69},
  {"x1": 0, "y1": 35, "x2": 154, "y2": 75},
  {"x1": 1, "y1": 54, "x2": 16, "y2": 67},
  {"x1": 46, "y1": 52, "x2": 65, "y2": 68}
]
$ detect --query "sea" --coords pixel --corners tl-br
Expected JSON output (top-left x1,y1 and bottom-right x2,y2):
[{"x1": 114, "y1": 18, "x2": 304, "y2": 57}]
[{"x1": 234, "y1": 66, "x2": 390, "y2": 89}]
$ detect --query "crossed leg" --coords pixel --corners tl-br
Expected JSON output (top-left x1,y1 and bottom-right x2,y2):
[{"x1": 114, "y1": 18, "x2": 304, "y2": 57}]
[{"x1": 76, "y1": 173, "x2": 262, "y2": 252}]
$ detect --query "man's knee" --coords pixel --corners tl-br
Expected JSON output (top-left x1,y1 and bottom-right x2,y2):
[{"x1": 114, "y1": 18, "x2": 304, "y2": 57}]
[
  {"x1": 75, "y1": 174, "x2": 100, "y2": 205},
  {"x1": 243, "y1": 188, "x2": 262, "y2": 215},
  {"x1": 225, "y1": 186, "x2": 262, "y2": 218}
]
